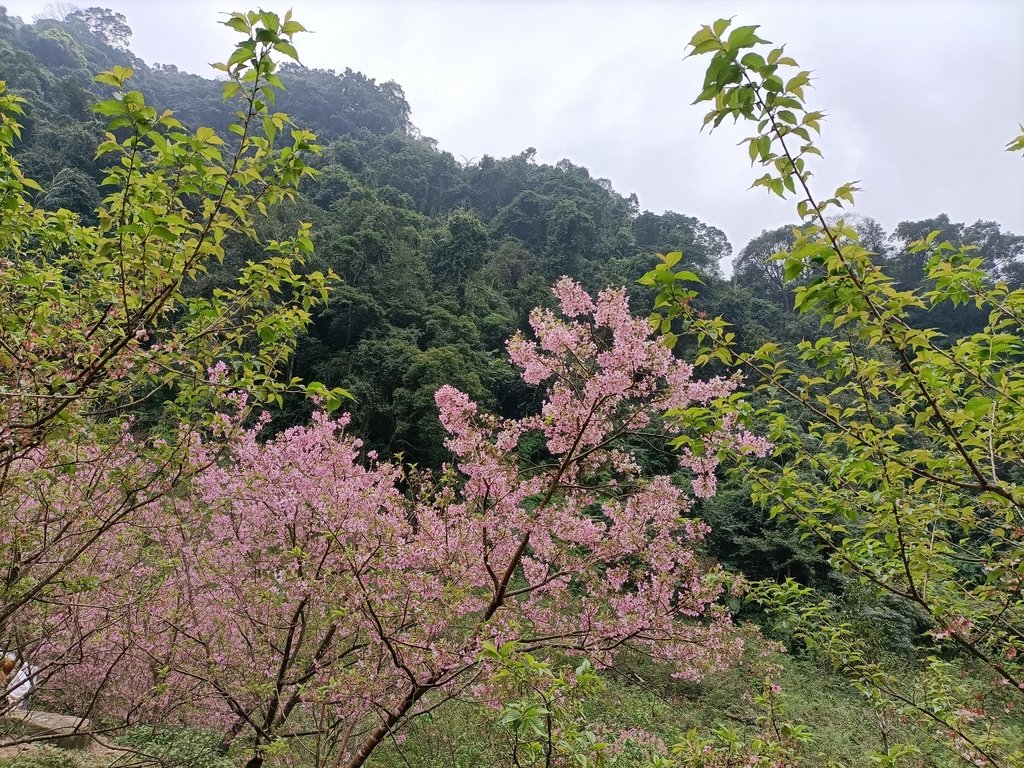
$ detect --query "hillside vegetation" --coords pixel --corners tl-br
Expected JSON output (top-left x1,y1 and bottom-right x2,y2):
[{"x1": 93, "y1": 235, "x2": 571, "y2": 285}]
[{"x1": 1, "y1": 7, "x2": 1022, "y2": 768}]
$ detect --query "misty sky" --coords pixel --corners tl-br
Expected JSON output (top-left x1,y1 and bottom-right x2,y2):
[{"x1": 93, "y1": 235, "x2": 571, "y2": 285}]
[{"x1": 4, "y1": 0, "x2": 1023, "y2": 270}]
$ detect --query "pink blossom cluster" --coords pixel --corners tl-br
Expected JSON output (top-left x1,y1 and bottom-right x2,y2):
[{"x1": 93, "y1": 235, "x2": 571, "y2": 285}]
[
  {"x1": 2, "y1": 419, "x2": 201, "y2": 717},
  {"x1": 37, "y1": 279, "x2": 769, "y2": 767}
]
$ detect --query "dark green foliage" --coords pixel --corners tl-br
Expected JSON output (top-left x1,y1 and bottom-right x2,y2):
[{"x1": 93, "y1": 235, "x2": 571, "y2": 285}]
[
  {"x1": 697, "y1": 476, "x2": 826, "y2": 584},
  {"x1": 368, "y1": 645, "x2": 936, "y2": 768},
  {"x1": 276, "y1": 65, "x2": 411, "y2": 137},
  {"x1": 732, "y1": 225, "x2": 795, "y2": 309},
  {"x1": 430, "y1": 211, "x2": 489, "y2": 298},
  {"x1": 66, "y1": 7, "x2": 132, "y2": 50},
  {"x1": 633, "y1": 210, "x2": 729, "y2": 276},
  {"x1": 136, "y1": 65, "x2": 412, "y2": 142},
  {"x1": 882, "y1": 214, "x2": 1024, "y2": 336},
  {"x1": 38, "y1": 166, "x2": 100, "y2": 221}
]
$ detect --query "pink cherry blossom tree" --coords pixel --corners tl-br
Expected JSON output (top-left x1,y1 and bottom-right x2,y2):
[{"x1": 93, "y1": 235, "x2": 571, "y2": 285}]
[
  {"x1": 0, "y1": 11, "x2": 338, "y2": 725},
  {"x1": 47, "y1": 279, "x2": 769, "y2": 768}
]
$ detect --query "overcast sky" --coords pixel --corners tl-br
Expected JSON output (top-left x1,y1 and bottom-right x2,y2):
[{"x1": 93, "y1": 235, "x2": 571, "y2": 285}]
[{"x1": 4, "y1": 0, "x2": 1023, "y2": 270}]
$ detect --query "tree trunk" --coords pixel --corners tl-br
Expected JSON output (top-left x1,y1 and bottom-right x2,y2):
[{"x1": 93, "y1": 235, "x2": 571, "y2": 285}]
[{"x1": 340, "y1": 685, "x2": 426, "y2": 768}]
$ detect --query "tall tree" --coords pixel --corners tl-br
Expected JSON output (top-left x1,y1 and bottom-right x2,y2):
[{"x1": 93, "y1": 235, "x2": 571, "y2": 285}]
[
  {"x1": 650, "y1": 22, "x2": 1024, "y2": 764},
  {"x1": 47, "y1": 280, "x2": 767, "y2": 768},
  {"x1": 430, "y1": 210, "x2": 489, "y2": 299},
  {"x1": 732, "y1": 225, "x2": 795, "y2": 309},
  {"x1": 0, "y1": 9, "x2": 341, "y2": 724},
  {"x1": 66, "y1": 6, "x2": 131, "y2": 49}
]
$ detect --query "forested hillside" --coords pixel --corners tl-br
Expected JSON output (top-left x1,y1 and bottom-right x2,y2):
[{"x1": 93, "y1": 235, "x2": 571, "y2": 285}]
[
  {"x1": 1, "y1": 7, "x2": 1023, "y2": 768},
  {"x1": 5, "y1": 5, "x2": 1020, "y2": 470}
]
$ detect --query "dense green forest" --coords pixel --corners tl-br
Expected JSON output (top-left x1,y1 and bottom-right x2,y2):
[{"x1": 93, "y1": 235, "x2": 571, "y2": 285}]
[
  {"x1": 4, "y1": 4, "x2": 1020, "y2": 473},
  {"x1": 1, "y1": 7, "x2": 1022, "y2": 768}
]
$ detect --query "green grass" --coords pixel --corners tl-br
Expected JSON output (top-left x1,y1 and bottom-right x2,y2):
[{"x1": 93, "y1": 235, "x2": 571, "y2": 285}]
[
  {"x1": 365, "y1": 642, "x2": 941, "y2": 768},
  {"x1": 5, "y1": 641, "x2": 1006, "y2": 767}
]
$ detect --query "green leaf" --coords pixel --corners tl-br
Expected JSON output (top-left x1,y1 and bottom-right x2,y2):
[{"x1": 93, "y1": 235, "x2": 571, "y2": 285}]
[
  {"x1": 676, "y1": 270, "x2": 703, "y2": 284},
  {"x1": 93, "y1": 98, "x2": 126, "y2": 117},
  {"x1": 224, "y1": 16, "x2": 249, "y2": 33},
  {"x1": 275, "y1": 41, "x2": 300, "y2": 61},
  {"x1": 688, "y1": 25, "x2": 716, "y2": 49},
  {"x1": 786, "y1": 71, "x2": 811, "y2": 92},
  {"x1": 964, "y1": 397, "x2": 991, "y2": 417},
  {"x1": 227, "y1": 43, "x2": 256, "y2": 68},
  {"x1": 94, "y1": 72, "x2": 122, "y2": 87},
  {"x1": 725, "y1": 24, "x2": 763, "y2": 52},
  {"x1": 740, "y1": 51, "x2": 767, "y2": 71},
  {"x1": 150, "y1": 225, "x2": 177, "y2": 243}
]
